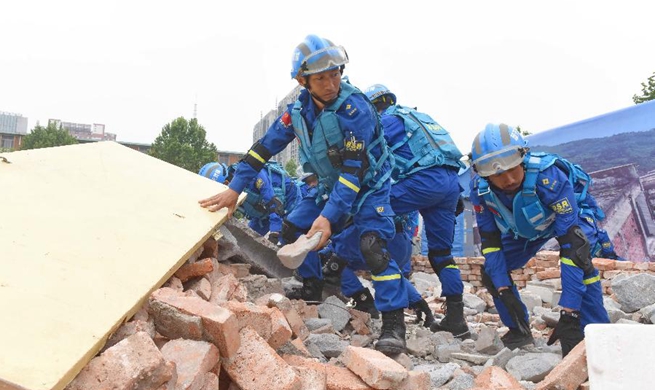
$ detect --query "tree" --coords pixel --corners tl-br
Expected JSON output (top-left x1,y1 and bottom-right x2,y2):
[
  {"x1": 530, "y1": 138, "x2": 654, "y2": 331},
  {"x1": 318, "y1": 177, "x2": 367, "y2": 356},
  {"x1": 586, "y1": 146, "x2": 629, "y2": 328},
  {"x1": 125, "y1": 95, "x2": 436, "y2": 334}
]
[
  {"x1": 21, "y1": 123, "x2": 78, "y2": 150},
  {"x1": 633, "y1": 71, "x2": 655, "y2": 104},
  {"x1": 516, "y1": 125, "x2": 531, "y2": 136},
  {"x1": 149, "y1": 117, "x2": 218, "y2": 173},
  {"x1": 285, "y1": 159, "x2": 298, "y2": 177}
]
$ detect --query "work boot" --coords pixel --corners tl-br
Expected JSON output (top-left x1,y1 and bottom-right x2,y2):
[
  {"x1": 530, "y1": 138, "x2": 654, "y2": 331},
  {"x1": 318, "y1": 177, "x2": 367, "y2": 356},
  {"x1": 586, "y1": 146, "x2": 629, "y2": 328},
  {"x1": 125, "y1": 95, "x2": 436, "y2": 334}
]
[
  {"x1": 409, "y1": 299, "x2": 436, "y2": 328},
  {"x1": 286, "y1": 278, "x2": 324, "y2": 303},
  {"x1": 501, "y1": 328, "x2": 535, "y2": 350},
  {"x1": 429, "y1": 295, "x2": 471, "y2": 339},
  {"x1": 375, "y1": 309, "x2": 407, "y2": 356},
  {"x1": 350, "y1": 288, "x2": 380, "y2": 319}
]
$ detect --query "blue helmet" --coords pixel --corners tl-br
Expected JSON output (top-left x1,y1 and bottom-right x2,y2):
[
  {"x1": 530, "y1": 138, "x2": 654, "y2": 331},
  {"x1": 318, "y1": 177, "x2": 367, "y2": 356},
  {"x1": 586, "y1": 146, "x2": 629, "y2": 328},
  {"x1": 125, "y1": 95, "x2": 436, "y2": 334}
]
[
  {"x1": 290, "y1": 34, "x2": 349, "y2": 79},
  {"x1": 364, "y1": 84, "x2": 396, "y2": 104},
  {"x1": 199, "y1": 162, "x2": 228, "y2": 183},
  {"x1": 470, "y1": 123, "x2": 528, "y2": 177}
]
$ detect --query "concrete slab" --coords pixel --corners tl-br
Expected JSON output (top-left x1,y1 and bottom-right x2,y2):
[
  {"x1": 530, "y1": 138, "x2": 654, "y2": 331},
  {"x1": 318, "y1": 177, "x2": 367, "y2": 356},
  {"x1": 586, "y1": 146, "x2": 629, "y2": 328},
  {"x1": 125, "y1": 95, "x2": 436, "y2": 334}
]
[
  {"x1": 585, "y1": 324, "x2": 655, "y2": 389},
  {"x1": 0, "y1": 142, "x2": 238, "y2": 390}
]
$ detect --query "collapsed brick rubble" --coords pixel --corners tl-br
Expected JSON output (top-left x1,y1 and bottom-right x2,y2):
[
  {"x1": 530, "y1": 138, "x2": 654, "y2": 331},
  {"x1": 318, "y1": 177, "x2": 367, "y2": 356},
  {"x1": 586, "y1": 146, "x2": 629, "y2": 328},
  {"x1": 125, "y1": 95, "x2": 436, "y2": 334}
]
[{"x1": 64, "y1": 225, "x2": 655, "y2": 390}]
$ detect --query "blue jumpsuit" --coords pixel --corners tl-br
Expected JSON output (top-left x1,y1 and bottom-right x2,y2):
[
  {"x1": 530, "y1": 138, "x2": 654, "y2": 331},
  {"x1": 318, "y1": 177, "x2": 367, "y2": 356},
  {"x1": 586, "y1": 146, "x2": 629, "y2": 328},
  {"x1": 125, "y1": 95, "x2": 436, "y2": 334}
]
[
  {"x1": 268, "y1": 168, "x2": 301, "y2": 217},
  {"x1": 382, "y1": 111, "x2": 465, "y2": 297},
  {"x1": 470, "y1": 164, "x2": 610, "y2": 329},
  {"x1": 229, "y1": 84, "x2": 408, "y2": 312},
  {"x1": 242, "y1": 170, "x2": 283, "y2": 236}
]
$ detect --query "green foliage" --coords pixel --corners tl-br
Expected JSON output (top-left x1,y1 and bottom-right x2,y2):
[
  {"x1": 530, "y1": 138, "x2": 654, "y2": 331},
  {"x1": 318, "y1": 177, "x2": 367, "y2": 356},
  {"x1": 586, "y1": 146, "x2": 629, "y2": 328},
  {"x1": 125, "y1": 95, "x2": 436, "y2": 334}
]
[
  {"x1": 535, "y1": 129, "x2": 655, "y2": 176},
  {"x1": 633, "y1": 71, "x2": 655, "y2": 104},
  {"x1": 21, "y1": 123, "x2": 78, "y2": 150},
  {"x1": 516, "y1": 125, "x2": 531, "y2": 136},
  {"x1": 149, "y1": 117, "x2": 218, "y2": 173},
  {"x1": 285, "y1": 159, "x2": 298, "y2": 177}
]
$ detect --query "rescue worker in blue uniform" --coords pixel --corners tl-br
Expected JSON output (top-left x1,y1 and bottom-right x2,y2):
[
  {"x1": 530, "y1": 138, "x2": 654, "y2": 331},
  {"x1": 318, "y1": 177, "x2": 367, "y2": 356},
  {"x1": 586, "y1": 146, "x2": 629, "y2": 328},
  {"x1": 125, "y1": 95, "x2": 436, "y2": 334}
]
[
  {"x1": 226, "y1": 163, "x2": 284, "y2": 239},
  {"x1": 469, "y1": 123, "x2": 610, "y2": 356},
  {"x1": 265, "y1": 162, "x2": 301, "y2": 244},
  {"x1": 364, "y1": 84, "x2": 470, "y2": 339},
  {"x1": 319, "y1": 213, "x2": 436, "y2": 326},
  {"x1": 199, "y1": 35, "x2": 408, "y2": 355},
  {"x1": 297, "y1": 172, "x2": 318, "y2": 198}
]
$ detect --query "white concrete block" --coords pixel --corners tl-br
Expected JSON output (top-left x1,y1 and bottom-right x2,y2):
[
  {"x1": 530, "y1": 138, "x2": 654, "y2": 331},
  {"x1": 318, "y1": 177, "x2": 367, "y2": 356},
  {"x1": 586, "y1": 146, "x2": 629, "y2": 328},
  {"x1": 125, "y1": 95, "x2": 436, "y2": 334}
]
[
  {"x1": 586, "y1": 324, "x2": 655, "y2": 389},
  {"x1": 277, "y1": 232, "x2": 322, "y2": 269}
]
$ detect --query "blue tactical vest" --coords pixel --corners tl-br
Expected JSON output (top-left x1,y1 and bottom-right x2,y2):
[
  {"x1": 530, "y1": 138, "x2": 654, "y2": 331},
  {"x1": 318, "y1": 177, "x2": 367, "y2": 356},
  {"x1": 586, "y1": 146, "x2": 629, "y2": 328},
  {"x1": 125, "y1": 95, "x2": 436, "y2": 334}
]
[
  {"x1": 477, "y1": 152, "x2": 597, "y2": 241},
  {"x1": 385, "y1": 105, "x2": 464, "y2": 179},
  {"x1": 291, "y1": 82, "x2": 391, "y2": 213},
  {"x1": 239, "y1": 183, "x2": 268, "y2": 220}
]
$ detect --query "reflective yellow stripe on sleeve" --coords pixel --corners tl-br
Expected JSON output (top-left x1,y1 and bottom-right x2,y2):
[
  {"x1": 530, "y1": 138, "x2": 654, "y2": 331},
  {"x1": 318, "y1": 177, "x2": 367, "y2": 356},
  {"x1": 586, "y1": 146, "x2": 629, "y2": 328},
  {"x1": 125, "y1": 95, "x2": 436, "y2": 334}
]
[
  {"x1": 482, "y1": 247, "x2": 500, "y2": 255},
  {"x1": 446, "y1": 265, "x2": 459, "y2": 270},
  {"x1": 248, "y1": 150, "x2": 266, "y2": 163},
  {"x1": 371, "y1": 273, "x2": 401, "y2": 282},
  {"x1": 338, "y1": 176, "x2": 360, "y2": 193}
]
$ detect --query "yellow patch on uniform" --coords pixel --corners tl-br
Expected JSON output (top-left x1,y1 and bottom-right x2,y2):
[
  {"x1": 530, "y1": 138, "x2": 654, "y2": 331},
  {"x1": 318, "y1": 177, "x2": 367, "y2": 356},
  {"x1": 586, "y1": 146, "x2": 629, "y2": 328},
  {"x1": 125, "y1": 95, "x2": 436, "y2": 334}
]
[
  {"x1": 550, "y1": 198, "x2": 573, "y2": 214},
  {"x1": 585, "y1": 216, "x2": 594, "y2": 224},
  {"x1": 345, "y1": 139, "x2": 364, "y2": 152},
  {"x1": 602, "y1": 242, "x2": 611, "y2": 248},
  {"x1": 542, "y1": 178, "x2": 549, "y2": 186},
  {"x1": 255, "y1": 178, "x2": 263, "y2": 189},
  {"x1": 346, "y1": 104, "x2": 351, "y2": 110},
  {"x1": 376, "y1": 206, "x2": 385, "y2": 213}
]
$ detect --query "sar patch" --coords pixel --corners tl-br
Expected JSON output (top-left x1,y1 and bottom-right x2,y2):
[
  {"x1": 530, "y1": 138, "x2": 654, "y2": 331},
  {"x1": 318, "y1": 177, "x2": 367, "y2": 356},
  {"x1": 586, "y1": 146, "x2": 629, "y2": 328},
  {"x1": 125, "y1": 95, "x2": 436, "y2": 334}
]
[
  {"x1": 255, "y1": 178, "x2": 264, "y2": 189},
  {"x1": 376, "y1": 206, "x2": 385, "y2": 213},
  {"x1": 550, "y1": 198, "x2": 573, "y2": 214},
  {"x1": 280, "y1": 112, "x2": 292, "y2": 128},
  {"x1": 345, "y1": 139, "x2": 364, "y2": 152}
]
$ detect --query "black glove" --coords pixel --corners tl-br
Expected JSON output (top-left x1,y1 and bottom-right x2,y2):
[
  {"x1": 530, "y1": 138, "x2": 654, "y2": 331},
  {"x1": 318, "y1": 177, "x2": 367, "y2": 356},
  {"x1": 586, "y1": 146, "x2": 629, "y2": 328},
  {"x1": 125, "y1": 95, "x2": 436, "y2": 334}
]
[
  {"x1": 499, "y1": 289, "x2": 531, "y2": 336},
  {"x1": 455, "y1": 196, "x2": 465, "y2": 217},
  {"x1": 267, "y1": 231, "x2": 280, "y2": 245},
  {"x1": 321, "y1": 252, "x2": 347, "y2": 286},
  {"x1": 547, "y1": 310, "x2": 584, "y2": 357}
]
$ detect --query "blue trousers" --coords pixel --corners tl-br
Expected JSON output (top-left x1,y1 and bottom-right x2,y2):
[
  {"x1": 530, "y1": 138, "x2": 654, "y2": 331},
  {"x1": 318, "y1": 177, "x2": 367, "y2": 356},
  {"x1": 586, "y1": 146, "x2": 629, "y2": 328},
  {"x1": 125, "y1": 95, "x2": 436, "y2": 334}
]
[
  {"x1": 390, "y1": 166, "x2": 464, "y2": 297},
  {"x1": 490, "y1": 217, "x2": 610, "y2": 330},
  {"x1": 285, "y1": 187, "x2": 408, "y2": 312}
]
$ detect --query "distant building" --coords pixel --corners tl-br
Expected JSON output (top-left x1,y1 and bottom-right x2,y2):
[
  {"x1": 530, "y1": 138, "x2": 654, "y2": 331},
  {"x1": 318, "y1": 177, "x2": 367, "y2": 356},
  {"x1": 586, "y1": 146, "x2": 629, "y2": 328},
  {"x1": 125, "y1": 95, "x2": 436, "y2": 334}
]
[
  {"x1": 217, "y1": 150, "x2": 244, "y2": 166},
  {"x1": 0, "y1": 111, "x2": 28, "y2": 150},
  {"x1": 48, "y1": 119, "x2": 117, "y2": 142},
  {"x1": 252, "y1": 85, "x2": 302, "y2": 173}
]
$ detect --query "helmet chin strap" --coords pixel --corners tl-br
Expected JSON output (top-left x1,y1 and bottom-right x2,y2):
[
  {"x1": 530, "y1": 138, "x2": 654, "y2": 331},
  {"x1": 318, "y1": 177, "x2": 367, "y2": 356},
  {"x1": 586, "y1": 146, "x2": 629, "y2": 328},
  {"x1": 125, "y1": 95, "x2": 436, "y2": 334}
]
[{"x1": 307, "y1": 85, "x2": 340, "y2": 108}]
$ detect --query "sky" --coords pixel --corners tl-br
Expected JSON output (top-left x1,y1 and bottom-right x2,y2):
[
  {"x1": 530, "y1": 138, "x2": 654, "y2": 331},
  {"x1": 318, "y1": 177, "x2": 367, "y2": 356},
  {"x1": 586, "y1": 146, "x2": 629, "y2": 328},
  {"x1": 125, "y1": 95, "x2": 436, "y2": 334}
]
[{"x1": 2, "y1": 0, "x2": 654, "y2": 154}]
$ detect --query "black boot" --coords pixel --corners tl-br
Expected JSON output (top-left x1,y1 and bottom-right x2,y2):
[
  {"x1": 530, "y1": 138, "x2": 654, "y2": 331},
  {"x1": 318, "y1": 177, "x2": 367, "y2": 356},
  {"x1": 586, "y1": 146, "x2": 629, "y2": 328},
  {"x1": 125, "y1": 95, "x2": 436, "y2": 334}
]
[
  {"x1": 409, "y1": 299, "x2": 436, "y2": 328},
  {"x1": 350, "y1": 288, "x2": 380, "y2": 319},
  {"x1": 502, "y1": 328, "x2": 535, "y2": 350},
  {"x1": 375, "y1": 309, "x2": 406, "y2": 356},
  {"x1": 429, "y1": 295, "x2": 471, "y2": 339},
  {"x1": 286, "y1": 278, "x2": 324, "y2": 303}
]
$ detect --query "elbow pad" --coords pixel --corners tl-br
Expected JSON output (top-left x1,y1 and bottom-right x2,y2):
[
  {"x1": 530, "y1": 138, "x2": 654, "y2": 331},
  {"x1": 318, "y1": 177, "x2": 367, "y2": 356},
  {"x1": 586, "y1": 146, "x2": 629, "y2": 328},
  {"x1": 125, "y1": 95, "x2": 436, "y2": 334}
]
[{"x1": 557, "y1": 226, "x2": 594, "y2": 274}]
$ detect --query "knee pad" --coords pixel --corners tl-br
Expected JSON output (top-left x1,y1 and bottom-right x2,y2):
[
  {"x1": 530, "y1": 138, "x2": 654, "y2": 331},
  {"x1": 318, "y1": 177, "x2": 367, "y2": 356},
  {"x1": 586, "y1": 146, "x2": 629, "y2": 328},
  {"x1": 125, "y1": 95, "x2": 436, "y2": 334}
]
[
  {"x1": 360, "y1": 232, "x2": 391, "y2": 275},
  {"x1": 281, "y1": 219, "x2": 299, "y2": 244},
  {"x1": 428, "y1": 249, "x2": 454, "y2": 276}
]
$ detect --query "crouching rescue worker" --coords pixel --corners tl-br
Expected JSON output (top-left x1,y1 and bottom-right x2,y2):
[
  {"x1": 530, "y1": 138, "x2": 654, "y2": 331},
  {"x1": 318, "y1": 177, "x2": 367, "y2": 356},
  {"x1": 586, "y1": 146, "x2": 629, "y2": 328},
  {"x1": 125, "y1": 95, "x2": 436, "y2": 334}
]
[{"x1": 469, "y1": 123, "x2": 610, "y2": 356}]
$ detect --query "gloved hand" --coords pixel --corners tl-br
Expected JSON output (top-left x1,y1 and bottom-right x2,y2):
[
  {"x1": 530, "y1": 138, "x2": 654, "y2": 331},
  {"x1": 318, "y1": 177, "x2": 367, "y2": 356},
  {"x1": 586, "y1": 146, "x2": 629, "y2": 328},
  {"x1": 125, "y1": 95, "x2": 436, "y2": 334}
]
[
  {"x1": 547, "y1": 310, "x2": 584, "y2": 357},
  {"x1": 268, "y1": 231, "x2": 280, "y2": 245},
  {"x1": 499, "y1": 289, "x2": 531, "y2": 336},
  {"x1": 455, "y1": 195, "x2": 465, "y2": 217}
]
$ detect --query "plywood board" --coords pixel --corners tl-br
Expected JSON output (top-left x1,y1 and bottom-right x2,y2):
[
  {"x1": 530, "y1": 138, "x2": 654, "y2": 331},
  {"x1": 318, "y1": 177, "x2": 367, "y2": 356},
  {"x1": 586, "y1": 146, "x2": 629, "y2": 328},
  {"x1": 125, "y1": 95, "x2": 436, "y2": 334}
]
[{"x1": 0, "y1": 142, "x2": 241, "y2": 390}]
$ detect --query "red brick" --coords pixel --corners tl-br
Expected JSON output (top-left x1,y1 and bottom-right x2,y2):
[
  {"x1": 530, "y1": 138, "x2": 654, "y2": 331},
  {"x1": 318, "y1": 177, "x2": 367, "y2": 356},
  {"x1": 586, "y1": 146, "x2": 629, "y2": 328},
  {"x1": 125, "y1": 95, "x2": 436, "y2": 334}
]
[
  {"x1": 175, "y1": 258, "x2": 215, "y2": 282},
  {"x1": 66, "y1": 332, "x2": 174, "y2": 390},
  {"x1": 536, "y1": 269, "x2": 561, "y2": 280},
  {"x1": 283, "y1": 355, "x2": 328, "y2": 390},
  {"x1": 397, "y1": 371, "x2": 431, "y2": 390},
  {"x1": 592, "y1": 258, "x2": 616, "y2": 271},
  {"x1": 161, "y1": 339, "x2": 220, "y2": 390},
  {"x1": 267, "y1": 293, "x2": 310, "y2": 341},
  {"x1": 536, "y1": 340, "x2": 587, "y2": 390},
  {"x1": 614, "y1": 261, "x2": 635, "y2": 270},
  {"x1": 210, "y1": 273, "x2": 248, "y2": 304},
  {"x1": 474, "y1": 366, "x2": 523, "y2": 390},
  {"x1": 223, "y1": 326, "x2": 301, "y2": 390},
  {"x1": 340, "y1": 346, "x2": 407, "y2": 389},
  {"x1": 324, "y1": 364, "x2": 374, "y2": 390},
  {"x1": 220, "y1": 300, "x2": 291, "y2": 349}
]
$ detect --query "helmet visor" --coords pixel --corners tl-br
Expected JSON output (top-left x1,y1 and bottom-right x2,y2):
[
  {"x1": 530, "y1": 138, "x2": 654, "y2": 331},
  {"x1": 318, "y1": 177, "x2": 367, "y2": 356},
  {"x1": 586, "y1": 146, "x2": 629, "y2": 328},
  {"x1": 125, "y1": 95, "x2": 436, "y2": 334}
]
[
  {"x1": 472, "y1": 147, "x2": 523, "y2": 177},
  {"x1": 300, "y1": 46, "x2": 349, "y2": 76}
]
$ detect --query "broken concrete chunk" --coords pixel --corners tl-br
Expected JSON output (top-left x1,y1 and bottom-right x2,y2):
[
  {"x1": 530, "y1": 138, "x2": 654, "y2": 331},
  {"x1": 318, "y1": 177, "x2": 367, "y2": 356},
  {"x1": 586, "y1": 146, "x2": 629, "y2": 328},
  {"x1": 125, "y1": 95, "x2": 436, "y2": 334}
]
[{"x1": 277, "y1": 232, "x2": 322, "y2": 269}]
